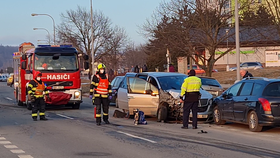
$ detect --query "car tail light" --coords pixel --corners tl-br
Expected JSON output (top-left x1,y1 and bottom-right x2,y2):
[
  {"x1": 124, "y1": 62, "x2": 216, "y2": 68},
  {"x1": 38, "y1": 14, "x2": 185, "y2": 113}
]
[{"x1": 258, "y1": 98, "x2": 271, "y2": 111}]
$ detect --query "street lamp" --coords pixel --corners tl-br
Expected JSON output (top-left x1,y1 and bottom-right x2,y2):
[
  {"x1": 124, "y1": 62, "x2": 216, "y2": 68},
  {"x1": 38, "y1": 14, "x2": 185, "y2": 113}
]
[
  {"x1": 31, "y1": 13, "x2": 56, "y2": 44},
  {"x1": 226, "y1": 29, "x2": 229, "y2": 71},
  {"x1": 33, "y1": 28, "x2": 51, "y2": 44}
]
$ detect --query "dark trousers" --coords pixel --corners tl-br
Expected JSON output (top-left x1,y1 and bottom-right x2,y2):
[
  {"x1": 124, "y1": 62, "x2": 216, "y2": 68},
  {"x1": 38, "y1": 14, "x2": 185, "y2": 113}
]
[
  {"x1": 183, "y1": 101, "x2": 199, "y2": 128},
  {"x1": 94, "y1": 97, "x2": 109, "y2": 123},
  {"x1": 32, "y1": 97, "x2": 46, "y2": 118}
]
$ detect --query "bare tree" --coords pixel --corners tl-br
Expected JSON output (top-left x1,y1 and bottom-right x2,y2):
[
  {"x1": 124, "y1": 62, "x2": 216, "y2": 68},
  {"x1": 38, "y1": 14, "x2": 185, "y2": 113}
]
[
  {"x1": 265, "y1": 0, "x2": 280, "y2": 34},
  {"x1": 122, "y1": 43, "x2": 148, "y2": 71},
  {"x1": 142, "y1": 0, "x2": 274, "y2": 76},
  {"x1": 57, "y1": 6, "x2": 127, "y2": 73}
]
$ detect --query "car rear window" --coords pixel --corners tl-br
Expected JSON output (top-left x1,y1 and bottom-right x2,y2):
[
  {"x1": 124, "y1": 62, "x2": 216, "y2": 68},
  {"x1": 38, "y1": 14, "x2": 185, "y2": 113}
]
[
  {"x1": 263, "y1": 82, "x2": 280, "y2": 97},
  {"x1": 201, "y1": 78, "x2": 221, "y2": 87}
]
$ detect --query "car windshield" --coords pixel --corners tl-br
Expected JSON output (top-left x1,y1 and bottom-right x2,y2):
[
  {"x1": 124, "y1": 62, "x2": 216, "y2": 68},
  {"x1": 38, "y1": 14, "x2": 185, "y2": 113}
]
[
  {"x1": 34, "y1": 53, "x2": 78, "y2": 71},
  {"x1": 201, "y1": 78, "x2": 221, "y2": 87},
  {"x1": 263, "y1": 82, "x2": 280, "y2": 97},
  {"x1": 157, "y1": 75, "x2": 187, "y2": 90},
  {"x1": 112, "y1": 77, "x2": 124, "y2": 87}
]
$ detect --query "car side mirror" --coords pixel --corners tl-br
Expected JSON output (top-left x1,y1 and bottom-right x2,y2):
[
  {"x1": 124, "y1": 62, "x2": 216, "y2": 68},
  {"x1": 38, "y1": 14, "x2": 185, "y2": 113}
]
[
  {"x1": 21, "y1": 61, "x2": 26, "y2": 70},
  {"x1": 145, "y1": 89, "x2": 152, "y2": 94},
  {"x1": 222, "y1": 93, "x2": 227, "y2": 99}
]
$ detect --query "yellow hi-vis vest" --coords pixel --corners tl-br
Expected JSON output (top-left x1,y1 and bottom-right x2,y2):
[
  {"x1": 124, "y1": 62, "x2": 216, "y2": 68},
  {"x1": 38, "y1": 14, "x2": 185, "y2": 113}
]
[{"x1": 181, "y1": 76, "x2": 201, "y2": 96}]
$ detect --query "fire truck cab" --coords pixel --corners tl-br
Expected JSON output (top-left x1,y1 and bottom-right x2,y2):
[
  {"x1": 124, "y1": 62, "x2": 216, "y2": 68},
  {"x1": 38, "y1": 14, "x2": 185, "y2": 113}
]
[{"x1": 13, "y1": 42, "x2": 89, "y2": 109}]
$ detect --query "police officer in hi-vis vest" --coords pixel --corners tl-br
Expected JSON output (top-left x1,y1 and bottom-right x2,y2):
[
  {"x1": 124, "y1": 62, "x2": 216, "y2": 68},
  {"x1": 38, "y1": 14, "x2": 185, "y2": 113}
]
[
  {"x1": 180, "y1": 69, "x2": 202, "y2": 129},
  {"x1": 89, "y1": 63, "x2": 112, "y2": 126},
  {"x1": 27, "y1": 72, "x2": 49, "y2": 121}
]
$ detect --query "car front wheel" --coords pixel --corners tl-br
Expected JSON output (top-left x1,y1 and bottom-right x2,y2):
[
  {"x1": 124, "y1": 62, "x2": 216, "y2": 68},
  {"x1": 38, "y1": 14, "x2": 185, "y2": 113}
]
[
  {"x1": 248, "y1": 111, "x2": 263, "y2": 132},
  {"x1": 213, "y1": 106, "x2": 226, "y2": 125},
  {"x1": 157, "y1": 106, "x2": 167, "y2": 122}
]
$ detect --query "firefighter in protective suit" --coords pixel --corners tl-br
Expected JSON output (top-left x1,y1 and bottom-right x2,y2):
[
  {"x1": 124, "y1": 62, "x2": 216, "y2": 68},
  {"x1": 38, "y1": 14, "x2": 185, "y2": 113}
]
[
  {"x1": 27, "y1": 72, "x2": 49, "y2": 121},
  {"x1": 89, "y1": 63, "x2": 112, "y2": 126}
]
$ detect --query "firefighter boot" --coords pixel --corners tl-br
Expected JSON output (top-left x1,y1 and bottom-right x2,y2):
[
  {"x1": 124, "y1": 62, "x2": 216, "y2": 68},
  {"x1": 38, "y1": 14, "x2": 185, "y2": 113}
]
[
  {"x1": 32, "y1": 117, "x2": 37, "y2": 121},
  {"x1": 103, "y1": 115, "x2": 110, "y2": 124},
  {"x1": 40, "y1": 116, "x2": 48, "y2": 121},
  {"x1": 96, "y1": 117, "x2": 101, "y2": 126}
]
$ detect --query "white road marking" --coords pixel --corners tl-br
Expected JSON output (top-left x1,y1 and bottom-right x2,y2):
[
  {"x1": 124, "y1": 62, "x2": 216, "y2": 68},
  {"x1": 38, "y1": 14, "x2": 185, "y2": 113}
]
[
  {"x1": 0, "y1": 141, "x2": 11, "y2": 144},
  {"x1": 0, "y1": 137, "x2": 6, "y2": 140},
  {"x1": 5, "y1": 97, "x2": 13, "y2": 101},
  {"x1": 18, "y1": 155, "x2": 33, "y2": 158},
  {"x1": 0, "y1": 138, "x2": 34, "y2": 158},
  {"x1": 11, "y1": 149, "x2": 25, "y2": 154},
  {"x1": 57, "y1": 114, "x2": 74, "y2": 120},
  {"x1": 4, "y1": 145, "x2": 18, "y2": 149},
  {"x1": 117, "y1": 131, "x2": 157, "y2": 144}
]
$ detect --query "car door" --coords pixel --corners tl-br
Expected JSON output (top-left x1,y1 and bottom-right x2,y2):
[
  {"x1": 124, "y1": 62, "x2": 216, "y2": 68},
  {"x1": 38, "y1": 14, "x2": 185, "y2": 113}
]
[
  {"x1": 127, "y1": 77, "x2": 159, "y2": 116},
  {"x1": 117, "y1": 77, "x2": 129, "y2": 111},
  {"x1": 233, "y1": 82, "x2": 254, "y2": 122},
  {"x1": 222, "y1": 82, "x2": 243, "y2": 120},
  {"x1": 246, "y1": 62, "x2": 254, "y2": 70}
]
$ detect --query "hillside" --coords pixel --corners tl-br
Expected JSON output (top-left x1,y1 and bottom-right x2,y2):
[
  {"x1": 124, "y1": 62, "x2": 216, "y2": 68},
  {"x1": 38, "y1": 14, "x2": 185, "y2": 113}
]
[
  {"x1": 0, "y1": 45, "x2": 17, "y2": 70},
  {"x1": 212, "y1": 67, "x2": 280, "y2": 84}
]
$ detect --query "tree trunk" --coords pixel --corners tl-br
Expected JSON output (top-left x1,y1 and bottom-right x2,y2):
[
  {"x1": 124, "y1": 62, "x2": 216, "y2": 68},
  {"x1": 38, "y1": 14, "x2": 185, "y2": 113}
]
[{"x1": 205, "y1": 57, "x2": 215, "y2": 77}]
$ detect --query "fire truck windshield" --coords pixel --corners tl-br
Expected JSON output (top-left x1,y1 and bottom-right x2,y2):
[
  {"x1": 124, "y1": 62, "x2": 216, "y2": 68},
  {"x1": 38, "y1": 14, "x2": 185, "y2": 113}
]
[{"x1": 34, "y1": 53, "x2": 78, "y2": 71}]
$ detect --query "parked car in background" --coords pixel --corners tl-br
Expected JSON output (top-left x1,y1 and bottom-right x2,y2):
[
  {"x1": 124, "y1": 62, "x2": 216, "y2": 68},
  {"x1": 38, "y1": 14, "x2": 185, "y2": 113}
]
[
  {"x1": 117, "y1": 72, "x2": 213, "y2": 122},
  {"x1": 213, "y1": 77, "x2": 280, "y2": 132},
  {"x1": 199, "y1": 76, "x2": 223, "y2": 97},
  {"x1": 187, "y1": 65, "x2": 218, "y2": 75},
  {"x1": 0, "y1": 75, "x2": 7, "y2": 82},
  {"x1": 229, "y1": 62, "x2": 263, "y2": 71}
]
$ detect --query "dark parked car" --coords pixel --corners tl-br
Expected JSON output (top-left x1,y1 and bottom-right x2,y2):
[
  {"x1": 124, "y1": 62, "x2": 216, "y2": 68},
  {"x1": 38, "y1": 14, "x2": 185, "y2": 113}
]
[
  {"x1": 213, "y1": 77, "x2": 280, "y2": 132},
  {"x1": 109, "y1": 76, "x2": 125, "y2": 103},
  {"x1": 200, "y1": 77, "x2": 223, "y2": 97}
]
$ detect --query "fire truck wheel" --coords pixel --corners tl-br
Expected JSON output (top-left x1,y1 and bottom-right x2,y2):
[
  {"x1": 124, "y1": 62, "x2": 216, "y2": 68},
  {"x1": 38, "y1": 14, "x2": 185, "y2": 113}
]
[
  {"x1": 17, "y1": 101, "x2": 24, "y2": 106},
  {"x1": 72, "y1": 103, "x2": 80, "y2": 109}
]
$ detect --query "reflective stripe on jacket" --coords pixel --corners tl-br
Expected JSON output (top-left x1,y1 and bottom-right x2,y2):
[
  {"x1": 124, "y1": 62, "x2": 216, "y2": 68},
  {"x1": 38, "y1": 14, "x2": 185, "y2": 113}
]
[{"x1": 181, "y1": 76, "x2": 201, "y2": 97}]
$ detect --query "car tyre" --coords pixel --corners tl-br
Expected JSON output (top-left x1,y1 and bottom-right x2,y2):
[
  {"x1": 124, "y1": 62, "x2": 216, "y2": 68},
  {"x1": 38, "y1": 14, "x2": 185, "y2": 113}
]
[
  {"x1": 72, "y1": 103, "x2": 80, "y2": 109},
  {"x1": 248, "y1": 111, "x2": 262, "y2": 132},
  {"x1": 213, "y1": 106, "x2": 226, "y2": 125},
  {"x1": 157, "y1": 106, "x2": 167, "y2": 122}
]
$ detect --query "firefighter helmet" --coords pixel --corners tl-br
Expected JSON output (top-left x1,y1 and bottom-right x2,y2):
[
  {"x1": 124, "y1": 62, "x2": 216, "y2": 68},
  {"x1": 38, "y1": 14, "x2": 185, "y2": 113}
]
[
  {"x1": 35, "y1": 72, "x2": 42, "y2": 77},
  {"x1": 97, "y1": 63, "x2": 106, "y2": 70}
]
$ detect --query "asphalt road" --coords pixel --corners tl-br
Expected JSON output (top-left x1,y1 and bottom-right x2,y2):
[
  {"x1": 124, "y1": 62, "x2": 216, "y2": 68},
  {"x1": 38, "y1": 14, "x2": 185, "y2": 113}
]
[{"x1": 0, "y1": 82, "x2": 280, "y2": 158}]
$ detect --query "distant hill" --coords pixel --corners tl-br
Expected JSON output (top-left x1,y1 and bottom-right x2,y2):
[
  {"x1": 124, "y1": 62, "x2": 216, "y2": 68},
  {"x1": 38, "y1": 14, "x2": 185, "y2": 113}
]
[{"x1": 0, "y1": 45, "x2": 17, "y2": 70}]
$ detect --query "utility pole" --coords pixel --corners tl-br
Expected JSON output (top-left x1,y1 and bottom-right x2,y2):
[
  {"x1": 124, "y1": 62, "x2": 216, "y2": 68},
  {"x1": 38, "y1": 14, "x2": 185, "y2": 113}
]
[
  {"x1": 166, "y1": 48, "x2": 170, "y2": 72},
  {"x1": 90, "y1": 0, "x2": 95, "y2": 76},
  {"x1": 235, "y1": 0, "x2": 240, "y2": 80}
]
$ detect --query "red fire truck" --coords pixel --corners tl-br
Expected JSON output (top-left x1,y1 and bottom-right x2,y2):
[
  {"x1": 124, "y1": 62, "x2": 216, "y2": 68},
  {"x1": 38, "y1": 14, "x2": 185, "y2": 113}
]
[{"x1": 13, "y1": 42, "x2": 89, "y2": 109}]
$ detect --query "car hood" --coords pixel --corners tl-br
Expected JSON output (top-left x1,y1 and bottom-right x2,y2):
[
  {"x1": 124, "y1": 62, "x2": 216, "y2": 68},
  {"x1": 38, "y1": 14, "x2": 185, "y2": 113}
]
[
  {"x1": 166, "y1": 89, "x2": 213, "y2": 100},
  {"x1": 201, "y1": 85, "x2": 222, "y2": 91}
]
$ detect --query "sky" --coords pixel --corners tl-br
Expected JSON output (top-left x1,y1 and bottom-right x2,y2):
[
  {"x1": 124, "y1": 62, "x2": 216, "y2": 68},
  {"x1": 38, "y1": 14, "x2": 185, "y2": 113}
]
[{"x1": 0, "y1": 0, "x2": 169, "y2": 47}]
